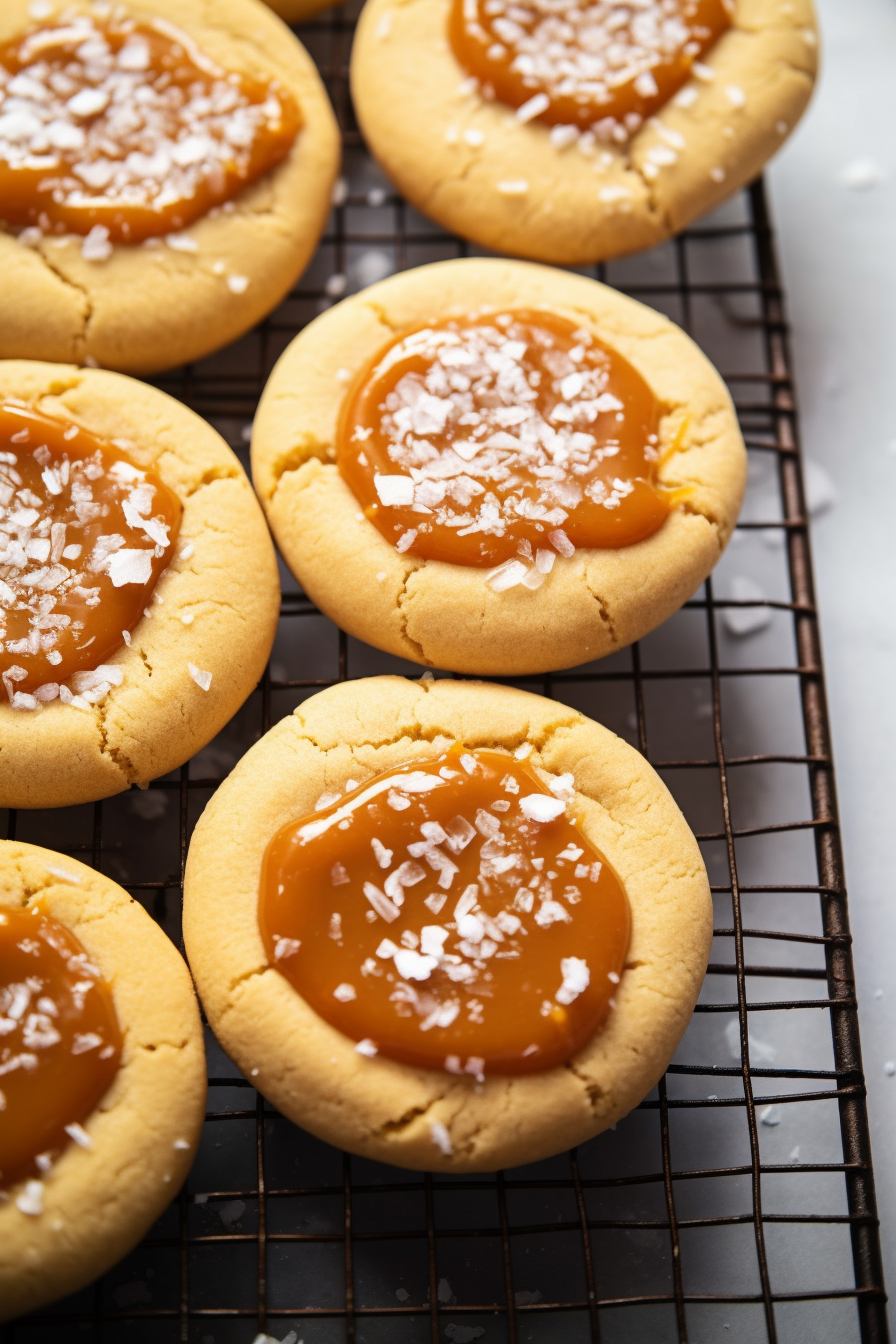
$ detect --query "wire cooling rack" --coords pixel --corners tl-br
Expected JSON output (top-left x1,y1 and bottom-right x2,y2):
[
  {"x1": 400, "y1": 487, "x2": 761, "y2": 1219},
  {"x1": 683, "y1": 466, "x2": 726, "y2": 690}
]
[{"x1": 2, "y1": 5, "x2": 889, "y2": 1342}]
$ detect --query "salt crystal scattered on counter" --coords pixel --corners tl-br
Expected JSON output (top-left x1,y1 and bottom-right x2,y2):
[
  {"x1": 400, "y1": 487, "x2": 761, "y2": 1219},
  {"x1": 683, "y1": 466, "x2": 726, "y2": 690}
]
[
  {"x1": 331, "y1": 177, "x2": 349, "y2": 207},
  {"x1": 725, "y1": 1018, "x2": 777, "y2": 1063},
  {"x1": 840, "y1": 157, "x2": 886, "y2": 191},
  {"x1": 218, "y1": 1199, "x2": 245, "y2": 1228},
  {"x1": 788, "y1": 1146, "x2": 801, "y2": 1164},
  {"x1": 722, "y1": 575, "x2": 772, "y2": 637},
  {"x1": 367, "y1": 187, "x2": 387, "y2": 207},
  {"x1": 395, "y1": 1287, "x2": 410, "y2": 1301},
  {"x1": 438, "y1": 1277, "x2": 454, "y2": 1303},
  {"x1": 325, "y1": 273, "x2": 347, "y2": 298},
  {"x1": 804, "y1": 458, "x2": 838, "y2": 516},
  {"x1": 759, "y1": 1105, "x2": 781, "y2": 1127},
  {"x1": 885, "y1": 1062, "x2": 895, "y2": 1076},
  {"x1": 188, "y1": 663, "x2": 212, "y2": 691},
  {"x1": 353, "y1": 249, "x2": 393, "y2": 288}
]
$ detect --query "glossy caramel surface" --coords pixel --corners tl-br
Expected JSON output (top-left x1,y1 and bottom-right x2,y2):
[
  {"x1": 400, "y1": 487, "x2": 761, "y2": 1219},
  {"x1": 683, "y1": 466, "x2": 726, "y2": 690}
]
[
  {"x1": 0, "y1": 9, "x2": 300, "y2": 242},
  {"x1": 0, "y1": 902, "x2": 121, "y2": 1188},
  {"x1": 0, "y1": 402, "x2": 181, "y2": 700},
  {"x1": 338, "y1": 309, "x2": 669, "y2": 570},
  {"x1": 449, "y1": 0, "x2": 731, "y2": 133},
  {"x1": 260, "y1": 747, "x2": 630, "y2": 1076}
]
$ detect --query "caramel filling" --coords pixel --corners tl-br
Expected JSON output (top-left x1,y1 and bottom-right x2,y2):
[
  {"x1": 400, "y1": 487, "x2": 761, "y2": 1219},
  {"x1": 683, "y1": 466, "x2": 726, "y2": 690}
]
[
  {"x1": 0, "y1": 901, "x2": 121, "y2": 1190},
  {"x1": 0, "y1": 8, "x2": 300, "y2": 243},
  {"x1": 338, "y1": 309, "x2": 670, "y2": 575},
  {"x1": 449, "y1": 0, "x2": 731, "y2": 135},
  {"x1": 0, "y1": 403, "x2": 181, "y2": 704},
  {"x1": 260, "y1": 746, "x2": 630, "y2": 1076}
]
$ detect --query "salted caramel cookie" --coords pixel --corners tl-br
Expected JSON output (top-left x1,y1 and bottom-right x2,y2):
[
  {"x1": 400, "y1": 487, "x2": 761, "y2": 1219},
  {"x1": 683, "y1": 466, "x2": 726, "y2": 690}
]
[
  {"x1": 0, "y1": 361, "x2": 280, "y2": 810},
  {"x1": 0, "y1": 0, "x2": 340, "y2": 374},
  {"x1": 183, "y1": 675, "x2": 711, "y2": 1172},
  {"x1": 350, "y1": 0, "x2": 818, "y2": 264},
  {"x1": 251, "y1": 258, "x2": 745, "y2": 675},
  {"x1": 0, "y1": 840, "x2": 206, "y2": 1321}
]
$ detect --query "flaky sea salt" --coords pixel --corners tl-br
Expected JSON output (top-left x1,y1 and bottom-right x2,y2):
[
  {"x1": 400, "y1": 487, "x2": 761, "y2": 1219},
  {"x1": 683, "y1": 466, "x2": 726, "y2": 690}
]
[
  {"x1": 519, "y1": 794, "x2": 565, "y2": 823},
  {"x1": 556, "y1": 956, "x2": 590, "y2": 1005},
  {"x1": 81, "y1": 225, "x2": 112, "y2": 262},
  {"x1": 430, "y1": 1120, "x2": 453, "y2": 1156},
  {"x1": 722, "y1": 575, "x2": 771, "y2": 638},
  {"x1": 516, "y1": 92, "x2": 550, "y2": 124},
  {"x1": 16, "y1": 1180, "x2": 43, "y2": 1216},
  {"x1": 188, "y1": 663, "x2": 213, "y2": 691}
]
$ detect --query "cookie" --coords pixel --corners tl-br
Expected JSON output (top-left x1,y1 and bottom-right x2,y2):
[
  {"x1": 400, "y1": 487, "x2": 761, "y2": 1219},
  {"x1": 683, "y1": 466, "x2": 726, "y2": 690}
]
[
  {"x1": 183, "y1": 675, "x2": 712, "y2": 1172},
  {"x1": 251, "y1": 257, "x2": 746, "y2": 675},
  {"x1": 0, "y1": 360, "x2": 280, "y2": 810},
  {"x1": 350, "y1": 0, "x2": 818, "y2": 264},
  {"x1": 0, "y1": 0, "x2": 340, "y2": 374},
  {"x1": 0, "y1": 840, "x2": 206, "y2": 1321}
]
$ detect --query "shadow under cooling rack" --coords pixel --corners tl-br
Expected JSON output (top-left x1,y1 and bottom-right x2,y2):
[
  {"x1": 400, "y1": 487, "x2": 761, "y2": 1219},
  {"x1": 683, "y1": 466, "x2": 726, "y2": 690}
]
[{"x1": 1, "y1": 3, "x2": 888, "y2": 1341}]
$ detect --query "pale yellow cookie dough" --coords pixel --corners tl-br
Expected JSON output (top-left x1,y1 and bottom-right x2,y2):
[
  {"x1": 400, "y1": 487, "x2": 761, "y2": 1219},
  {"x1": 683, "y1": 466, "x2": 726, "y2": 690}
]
[
  {"x1": 0, "y1": 0, "x2": 340, "y2": 375},
  {"x1": 183, "y1": 675, "x2": 712, "y2": 1172},
  {"x1": 251, "y1": 258, "x2": 746, "y2": 675},
  {"x1": 0, "y1": 361, "x2": 280, "y2": 810},
  {"x1": 350, "y1": 0, "x2": 818, "y2": 264},
  {"x1": 0, "y1": 840, "x2": 207, "y2": 1321}
]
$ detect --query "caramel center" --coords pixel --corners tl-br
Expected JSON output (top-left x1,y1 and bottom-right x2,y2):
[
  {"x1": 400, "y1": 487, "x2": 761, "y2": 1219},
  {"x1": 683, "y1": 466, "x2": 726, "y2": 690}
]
[
  {"x1": 338, "y1": 309, "x2": 670, "y2": 576},
  {"x1": 448, "y1": 0, "x2": 732, "y2": 135},
  {"x1": 260, "y1": 746, "x2": 630, "y2": 1076},
  {"x1": 0, "y1": 402, "x2": 181, "y2": 704},
  {"x1": 0, "y1": 901, "x2": 121, "y2": 1189},
  {"x1": 0, "y1": 9, "x2": 300, "y2": 243}
]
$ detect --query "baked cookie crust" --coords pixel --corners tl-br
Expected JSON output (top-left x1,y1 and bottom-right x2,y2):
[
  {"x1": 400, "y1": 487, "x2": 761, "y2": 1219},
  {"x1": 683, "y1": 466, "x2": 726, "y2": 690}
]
[
  {"x1": 183, "y1": 675, "x2": 712, "y2": 1172},
  {"x1": 0, "y1": 360, "x2": 280, "y2": 810},
  {"x1": 350, "y1": 0, "x2": 818, "y2": 265},
  {"x1": 251, "y1": 258, "x2": 746, "y2": 675},
  {"x1": 0, "y1": 840, "x2": 206, "y2": 1322},
  {"x1": 0, "y1": 0, "x2": 340, "y2": 375}
]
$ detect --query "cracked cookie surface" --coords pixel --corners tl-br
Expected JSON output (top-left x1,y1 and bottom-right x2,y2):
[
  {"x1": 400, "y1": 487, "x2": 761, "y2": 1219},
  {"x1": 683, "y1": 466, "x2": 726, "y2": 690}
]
[
  {"x1": 251, "y1": 258, "x2": 746, "y2": 674},
  {"x1": 0, "y1": 839, "x2": 206, "y2": 1321},
  {"x1": 0, "y1": 0, "x2": 340, "y2": 375},
  {"x1": 183, "y1": 675, "x2": 712, "y2": 1172},
  {"x1": 350, "y1": 0, "x2": 817, "y2": 265},
  {"x1": 0, "y1": 360, "x2": 280, "y2": 809}
]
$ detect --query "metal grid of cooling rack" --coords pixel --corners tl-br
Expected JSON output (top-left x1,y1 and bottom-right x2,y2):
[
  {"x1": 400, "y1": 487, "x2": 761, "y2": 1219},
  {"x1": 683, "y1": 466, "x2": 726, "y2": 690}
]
[{"x1": 1, "y1": 5, "x2": 889, "y2": 1342}]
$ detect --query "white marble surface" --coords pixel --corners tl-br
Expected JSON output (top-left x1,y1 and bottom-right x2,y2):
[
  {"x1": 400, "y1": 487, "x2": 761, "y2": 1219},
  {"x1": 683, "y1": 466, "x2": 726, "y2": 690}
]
[{"x1": 767, "y1": 0, "x2": 896, "y2": 1316}]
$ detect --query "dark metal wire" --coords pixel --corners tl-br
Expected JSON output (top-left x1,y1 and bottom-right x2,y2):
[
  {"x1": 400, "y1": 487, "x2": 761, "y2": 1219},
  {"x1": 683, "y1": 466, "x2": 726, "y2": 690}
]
[{"x1": 1, "y1": 4, "x2": 889, "y2": 1341}]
